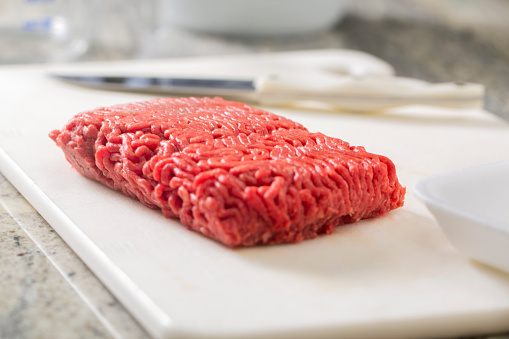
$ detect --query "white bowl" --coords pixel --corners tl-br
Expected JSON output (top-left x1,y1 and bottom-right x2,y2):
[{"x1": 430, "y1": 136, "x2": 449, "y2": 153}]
[
  {"x1": 415, "y1": 160, "x2": 509, "y2": 274},
  {"x1": 161, "y1": 0, "x2": 351, "y2": 36}
]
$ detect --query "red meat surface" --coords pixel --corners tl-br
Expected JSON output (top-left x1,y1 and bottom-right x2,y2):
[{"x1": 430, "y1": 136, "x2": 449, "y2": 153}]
[{"x1": 49, "y1": 97, "x2": 405, "y2": 247}]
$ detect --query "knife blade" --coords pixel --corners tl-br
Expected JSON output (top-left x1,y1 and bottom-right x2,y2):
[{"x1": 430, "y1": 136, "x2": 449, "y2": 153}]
[{"x1": 50, "y1": 73, "x2": 485, "y2": 112}]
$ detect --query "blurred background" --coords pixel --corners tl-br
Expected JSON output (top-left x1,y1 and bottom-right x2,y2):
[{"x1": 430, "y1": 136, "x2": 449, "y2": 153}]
[{"x1": 1, "y1": 0, "x2": 508, "y2": 117}]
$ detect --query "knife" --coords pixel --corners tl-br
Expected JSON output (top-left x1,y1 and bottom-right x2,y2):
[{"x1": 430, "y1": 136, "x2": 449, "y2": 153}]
[{"x1": 50, "y1": 72, "x2": 485, "y2": 112}]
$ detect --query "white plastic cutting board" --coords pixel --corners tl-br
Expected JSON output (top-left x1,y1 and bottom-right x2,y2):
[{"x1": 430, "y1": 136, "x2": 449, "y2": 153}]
[{"x1": 1, "y1": 50, "x2": 509, "y2": 339}]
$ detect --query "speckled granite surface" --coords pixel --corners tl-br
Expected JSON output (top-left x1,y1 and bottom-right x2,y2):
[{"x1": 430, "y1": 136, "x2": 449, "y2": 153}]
[
  {"x1": 0, "y1": 174, "x2": 150, "y2": 339},
  {"x1": 1, "y1": 1, "x2": 509, "y2": 338}
]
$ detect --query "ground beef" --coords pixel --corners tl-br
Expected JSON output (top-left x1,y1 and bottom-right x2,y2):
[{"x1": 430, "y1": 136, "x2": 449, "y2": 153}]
[{"x1": 49, "y1": 97, "x2": 405, "y2": 247}]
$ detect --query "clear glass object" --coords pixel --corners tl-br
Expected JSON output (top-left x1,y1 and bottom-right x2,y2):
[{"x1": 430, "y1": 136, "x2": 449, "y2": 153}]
[{"x1": 0, "y1": 0, "x2": 91, "y2": 64}]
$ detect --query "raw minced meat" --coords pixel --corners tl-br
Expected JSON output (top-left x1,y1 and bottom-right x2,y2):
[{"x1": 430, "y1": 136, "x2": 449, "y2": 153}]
[{"x1": 49, "y1": 97, "x2": 405, "y2": 247}]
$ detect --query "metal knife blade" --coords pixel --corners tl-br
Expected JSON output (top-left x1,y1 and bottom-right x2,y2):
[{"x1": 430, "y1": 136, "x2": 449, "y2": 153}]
[{"x1": 50, "y1": 74, "x2": 257, "y2": 97}]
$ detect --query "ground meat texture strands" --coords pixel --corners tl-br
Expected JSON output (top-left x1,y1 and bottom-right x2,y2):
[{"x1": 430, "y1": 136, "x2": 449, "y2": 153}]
[{"x1": 49, "y1": 97, "x2": 405, "y2": 247}]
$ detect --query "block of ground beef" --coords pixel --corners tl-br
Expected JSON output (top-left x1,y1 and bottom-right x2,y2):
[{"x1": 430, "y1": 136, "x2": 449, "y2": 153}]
[{"x1": 49, "y1": 97, "x2": 405, "y2": 247}]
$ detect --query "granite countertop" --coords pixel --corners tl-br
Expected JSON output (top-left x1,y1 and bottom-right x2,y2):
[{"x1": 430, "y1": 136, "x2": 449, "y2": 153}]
[{"x1": 1, "y1": 1, "x2": 509, "y2": 338}]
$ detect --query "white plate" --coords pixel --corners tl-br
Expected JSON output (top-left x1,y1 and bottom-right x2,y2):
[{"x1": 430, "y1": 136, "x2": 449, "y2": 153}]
[
  {"x1": 415, "y1": 160, "x2": 509, "y2": 274},
  {"x1": 161, "y1": 0, "x2": 350, "y2": 36}
]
